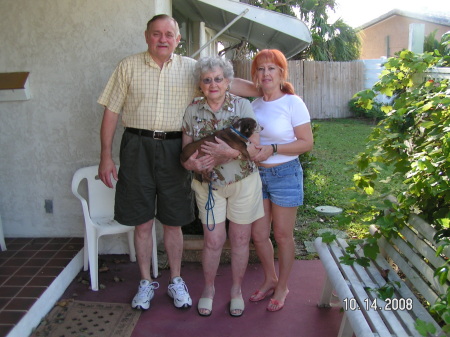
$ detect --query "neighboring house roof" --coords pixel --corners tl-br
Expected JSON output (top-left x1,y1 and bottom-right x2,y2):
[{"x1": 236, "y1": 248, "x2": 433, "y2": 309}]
[{"x1": 358, "y1": 9, "x2": 450, "y2": 30}]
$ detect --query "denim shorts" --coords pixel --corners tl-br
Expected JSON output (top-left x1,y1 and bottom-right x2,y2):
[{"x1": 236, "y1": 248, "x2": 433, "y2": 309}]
[{"x1": 258, "y1": 158, "x2": 304, "y2": 207}]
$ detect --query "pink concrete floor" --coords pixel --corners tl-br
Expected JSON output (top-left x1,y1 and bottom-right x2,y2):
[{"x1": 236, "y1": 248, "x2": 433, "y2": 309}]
[{"x1": 62, "y1": 256, "x2": 343, "y2": 337}]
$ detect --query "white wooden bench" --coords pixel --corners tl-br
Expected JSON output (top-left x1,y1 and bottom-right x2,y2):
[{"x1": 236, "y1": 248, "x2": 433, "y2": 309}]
[{"x1": 314, "y1": 214, "x2": 448, "y2": 337}]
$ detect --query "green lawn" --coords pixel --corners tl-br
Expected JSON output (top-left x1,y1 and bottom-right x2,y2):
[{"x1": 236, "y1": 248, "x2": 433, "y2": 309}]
[
  {"x1": 303, "y1": 118, "x2": 375, "y2": 211},
  {"x1": 295, "y1": 118, "x2": 383, "y2": 257}
]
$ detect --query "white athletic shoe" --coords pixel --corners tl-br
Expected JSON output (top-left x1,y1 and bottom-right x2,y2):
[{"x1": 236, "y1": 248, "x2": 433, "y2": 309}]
[
  {"x1": 131, "y1": 279, "x2": 159, "y2": 310},
  {"x1": 167, "y1": 276, "x2": 192, "y2": 309}
]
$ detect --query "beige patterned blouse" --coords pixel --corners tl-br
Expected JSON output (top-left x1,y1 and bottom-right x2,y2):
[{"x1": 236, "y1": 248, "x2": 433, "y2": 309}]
[{"x1": 182, "y1": 93, "x2": 259, "y2": 187}]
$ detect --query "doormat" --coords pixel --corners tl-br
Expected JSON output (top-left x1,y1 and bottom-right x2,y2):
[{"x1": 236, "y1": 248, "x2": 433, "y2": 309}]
[{"x1": 32, "y1": 300, "x2": 141, "y2": 337}]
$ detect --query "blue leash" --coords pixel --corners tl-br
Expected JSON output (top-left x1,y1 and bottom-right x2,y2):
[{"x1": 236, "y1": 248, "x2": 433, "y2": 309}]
[
  {"x1": 205, "y1": 181, "x2": 216, "y2": 231},
  {"x1": 204, "y1": 126, "x2": 248, "y2": 232}
]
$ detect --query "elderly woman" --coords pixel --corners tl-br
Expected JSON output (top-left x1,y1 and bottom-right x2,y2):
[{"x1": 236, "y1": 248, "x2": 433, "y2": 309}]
[
  {"x1": 181, "y1": 57, "x2": 264, "y2": 317},
  {"x1": 249, "y1": 49, "x2": 313, "y2": 312}
]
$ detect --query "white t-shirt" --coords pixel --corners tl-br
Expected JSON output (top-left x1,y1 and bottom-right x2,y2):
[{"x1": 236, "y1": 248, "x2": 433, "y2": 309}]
[{"x1": 252, "y1": 94, "x2": 311, "y2": 165}]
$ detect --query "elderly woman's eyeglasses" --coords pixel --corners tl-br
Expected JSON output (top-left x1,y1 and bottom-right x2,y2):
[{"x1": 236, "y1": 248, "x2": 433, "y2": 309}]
[{"x1": 202, "y1": 77, "x2": 224, "y2": 85}]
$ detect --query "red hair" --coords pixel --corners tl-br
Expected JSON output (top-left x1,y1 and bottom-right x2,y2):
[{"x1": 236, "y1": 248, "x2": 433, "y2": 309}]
[{"x1": 251, "y1": 49, "x2": 295, "y2": 95}]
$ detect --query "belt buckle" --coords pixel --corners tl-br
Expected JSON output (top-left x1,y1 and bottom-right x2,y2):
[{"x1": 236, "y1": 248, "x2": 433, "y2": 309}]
[{"x1": 153, "y1": 130, "x2": 166, "y2": 140}]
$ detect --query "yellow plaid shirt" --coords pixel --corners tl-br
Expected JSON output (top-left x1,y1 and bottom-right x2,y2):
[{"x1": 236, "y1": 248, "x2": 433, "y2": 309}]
[{"x1": 98, "y1": 51, "x2": 197, "y2": 131}]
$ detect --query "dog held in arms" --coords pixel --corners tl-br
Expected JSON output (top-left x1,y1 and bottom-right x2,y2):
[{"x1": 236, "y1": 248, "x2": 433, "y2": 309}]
[{"x1": 180, "y1": 117, "x2": 260, "y2": 163}]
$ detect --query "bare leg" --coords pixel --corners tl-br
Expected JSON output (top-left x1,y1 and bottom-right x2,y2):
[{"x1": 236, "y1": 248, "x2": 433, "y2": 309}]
[
  {"x1": 198, "y1": 221, "x2": 227, "y2": 315},
  {"x1": 135, "y1": 219, "x2": 154, "y2": 281},
  {"x1": 163, "y1": 225, "x2": 184, "y2": 280},
  {"x1": 132, "y1": 219, "x2": 160, "y2": 310},
  {"x1": 267, "y1": 204, "x2": 297, "y2": 310},
  {"x1": 228, "y1": 221, "x2": 252, "y2": 315},
  {"x1": 250, "y1": 199, "x2": 278, "y2": 297}
]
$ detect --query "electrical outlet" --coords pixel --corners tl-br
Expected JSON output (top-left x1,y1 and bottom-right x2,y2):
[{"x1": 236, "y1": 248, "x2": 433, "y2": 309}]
[{"x1": 45, "y1": 199, "x2": 53, "y2": 214}]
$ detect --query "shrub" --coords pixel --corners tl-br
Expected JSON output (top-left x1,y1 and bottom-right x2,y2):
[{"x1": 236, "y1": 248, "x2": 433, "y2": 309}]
[
  {"x1": 299, "y1": 121, "x2": 319, "y2": 175},
  {"x1": 348, "y1": 47, "x2": 449, "y2": 334},
  {"x1": 348, "y1": 97, "x2": 384, "y2": 121},
  {"x1": 353, "y1": 50, "x2": 449, "y2": 229}
]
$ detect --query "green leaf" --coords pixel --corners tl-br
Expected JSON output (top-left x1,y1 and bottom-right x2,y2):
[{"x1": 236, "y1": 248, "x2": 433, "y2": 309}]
[
  {"x1": 420, "y1": 120, "x2": 435, "y2": 129},
  {"x1": 339, "y1": 254, "x2": 355, "y2": 266},
  {"x1": 364, "y1": 185, "x2": 374, "y2": 195},
  {"x1": 321, "y1": 232, "x2": 337, "y2": 244},
  {"x1": 414, "y1": 319, "x2": 437, "y2": 336},
  {"x1": 444, "y1": 311, "x2": 450, "y2": 324},
  {"x1": 421, "y1": 102, "x2": 433, "y2": 111},
  {"x1": 355, "y1": 257, "x2": 371, "y2": 267},
  {"x1": 438, "y1": 218, "x2": 450, "y2": 229},
  {"x1": 376, "y1": 283, "x2": 396, "y2": 300},
  {"x1": 434, "y1": 266, "x2": 449, "y2": 285},
  {"x1": 381, "y1": 105, "x2": 392, "y2": 113},
  {"x1": 380, "y1": 87, "x2": 395, "y2": 97},
  {"x1": 363, "y1": 241, "x2": 380, "y2": 260}
]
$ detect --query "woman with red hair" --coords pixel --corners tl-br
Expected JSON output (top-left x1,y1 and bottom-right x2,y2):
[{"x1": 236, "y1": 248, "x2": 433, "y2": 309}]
[{"x1": 249, "y1": 49, "x2": 313, "y2": 312}]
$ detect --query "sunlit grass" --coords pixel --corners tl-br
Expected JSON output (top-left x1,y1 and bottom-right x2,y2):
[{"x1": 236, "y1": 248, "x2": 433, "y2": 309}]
[
  {"x1": 296, "y1": 118, "x2": 390, "y2": 252},
  {"x1": 301, "y1": 118, "x2": 375, "y2": 213}
]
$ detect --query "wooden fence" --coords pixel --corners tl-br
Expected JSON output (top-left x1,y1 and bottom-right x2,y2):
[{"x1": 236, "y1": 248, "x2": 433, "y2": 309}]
[{"x1": 233, "y1": 60, "x2": 365, "y2": 119}]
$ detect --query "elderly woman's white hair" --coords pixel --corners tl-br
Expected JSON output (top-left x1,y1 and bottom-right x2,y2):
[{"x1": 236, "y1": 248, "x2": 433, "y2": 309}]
[{"x1": 193, "y1": 57, "x2": 234, "y2": 84}]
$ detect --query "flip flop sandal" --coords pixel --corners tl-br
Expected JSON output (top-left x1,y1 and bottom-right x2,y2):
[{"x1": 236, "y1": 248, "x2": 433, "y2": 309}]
[
  {"x1": 267, "y1": 298, "x2": 285, "y2": 312},
  {"x1": 229, "y1": 298, "x2": 245, "y2": 317},
  {"x1": 197, "y1": 298, "x2": 213, "y2": 317},
  {"x1": 249, "y1": 288, "x2": 275, "y2": 302}
]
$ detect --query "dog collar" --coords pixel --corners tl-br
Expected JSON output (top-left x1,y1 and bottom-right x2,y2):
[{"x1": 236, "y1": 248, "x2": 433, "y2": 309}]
[{"x1": 230, "y1": 126, "x2": 251, "y2": 145}]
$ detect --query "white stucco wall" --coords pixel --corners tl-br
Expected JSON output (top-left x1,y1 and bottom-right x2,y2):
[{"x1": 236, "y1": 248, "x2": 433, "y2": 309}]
[{"x1": 0, "y1": 0, "x2": 164, "y2": 243}]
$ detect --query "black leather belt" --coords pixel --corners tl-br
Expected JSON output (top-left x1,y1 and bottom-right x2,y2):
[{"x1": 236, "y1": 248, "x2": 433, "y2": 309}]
[{"x1": 125, "y1": 128, "x2": 182, "y2": 140}]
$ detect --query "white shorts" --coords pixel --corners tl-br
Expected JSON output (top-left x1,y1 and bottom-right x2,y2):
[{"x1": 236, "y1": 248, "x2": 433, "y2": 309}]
[{"x1": 192, "y1": 172, "x2": 264, "y2": 225}]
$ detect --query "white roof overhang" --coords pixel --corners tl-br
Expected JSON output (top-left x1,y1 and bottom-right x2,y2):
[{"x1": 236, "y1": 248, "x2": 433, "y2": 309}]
[{"x1": 172, "y1": 0, "x2": 312, "y2": 59}]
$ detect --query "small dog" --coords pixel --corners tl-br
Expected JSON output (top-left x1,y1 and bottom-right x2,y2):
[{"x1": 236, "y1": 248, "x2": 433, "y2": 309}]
[{"x1": 180, "y1": 117, "x2": 259, "y2": 163}]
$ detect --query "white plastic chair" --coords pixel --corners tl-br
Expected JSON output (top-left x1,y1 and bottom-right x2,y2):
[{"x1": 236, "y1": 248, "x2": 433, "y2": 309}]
[
  {"x1": 71, "y1": 165, "x2": 158, "y2": 291},
  {"x1": 0, "y1": 214, "x2": 6, "y2": 251}
]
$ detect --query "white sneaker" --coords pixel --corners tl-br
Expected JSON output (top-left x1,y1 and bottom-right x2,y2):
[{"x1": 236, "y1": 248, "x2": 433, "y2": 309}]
[
  {"x1": 167, "y1": 276, "x2": 192, "y2": 308},
  {"x1": 131, "y1": 280, "x2": 159, "y2": 310}
]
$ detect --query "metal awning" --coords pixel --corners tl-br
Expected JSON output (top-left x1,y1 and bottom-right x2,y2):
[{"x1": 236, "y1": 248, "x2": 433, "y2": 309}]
[{"x1": 172, "y1": 0, "x2": 312, "y2": 59}]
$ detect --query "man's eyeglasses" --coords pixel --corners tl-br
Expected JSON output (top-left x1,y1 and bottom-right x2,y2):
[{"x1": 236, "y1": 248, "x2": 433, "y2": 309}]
[{"x1": 202, "y1": 77, "x2": 224, "y2": 85}]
